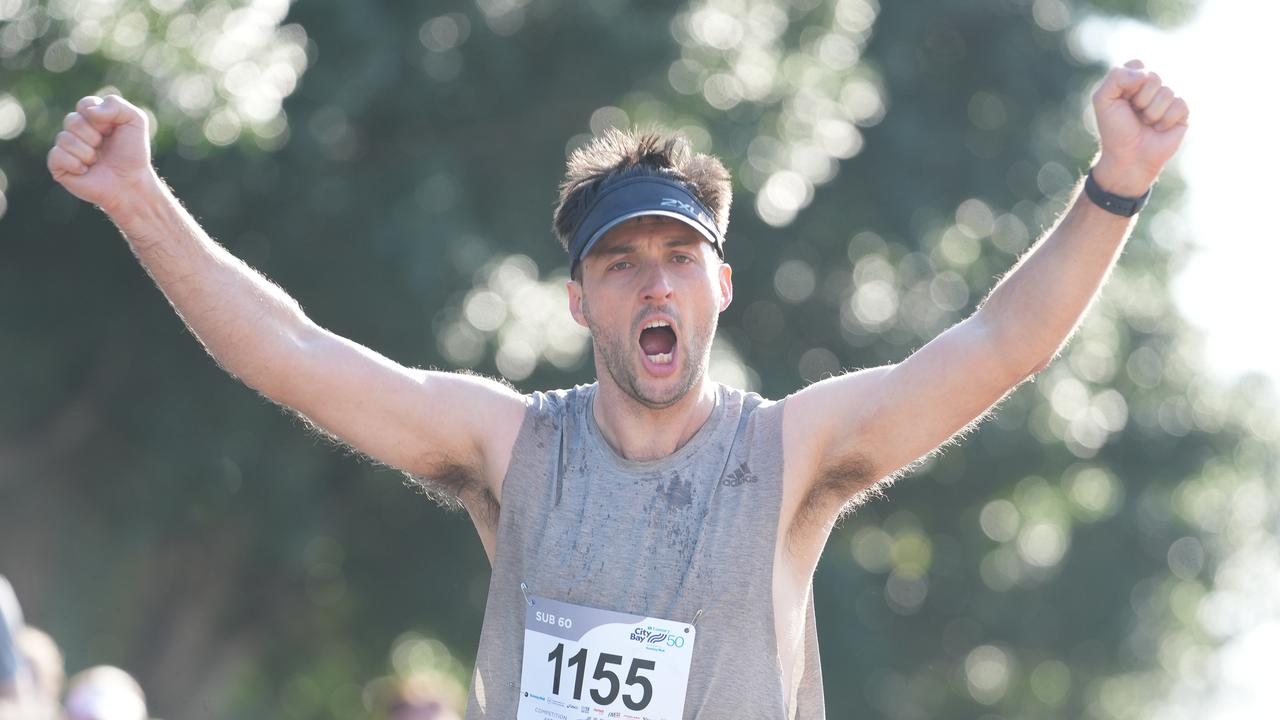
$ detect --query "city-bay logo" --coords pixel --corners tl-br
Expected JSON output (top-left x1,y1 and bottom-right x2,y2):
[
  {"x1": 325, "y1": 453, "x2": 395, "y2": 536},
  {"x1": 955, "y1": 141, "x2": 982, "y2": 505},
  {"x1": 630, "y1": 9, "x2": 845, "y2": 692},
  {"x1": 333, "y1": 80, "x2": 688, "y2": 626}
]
[
  {"x1": 629, "y1": 627, "x2": 668, "y2": 645},
  {"x1": 630, "y1": 626, "x2": 687, "y2": 650}
]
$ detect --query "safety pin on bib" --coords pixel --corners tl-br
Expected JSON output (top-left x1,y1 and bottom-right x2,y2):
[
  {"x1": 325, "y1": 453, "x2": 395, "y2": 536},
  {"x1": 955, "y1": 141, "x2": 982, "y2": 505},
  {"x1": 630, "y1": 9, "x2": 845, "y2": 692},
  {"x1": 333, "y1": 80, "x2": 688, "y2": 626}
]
[{"x1": 520, "y1": 581, "x2": 534, "y2": 606}]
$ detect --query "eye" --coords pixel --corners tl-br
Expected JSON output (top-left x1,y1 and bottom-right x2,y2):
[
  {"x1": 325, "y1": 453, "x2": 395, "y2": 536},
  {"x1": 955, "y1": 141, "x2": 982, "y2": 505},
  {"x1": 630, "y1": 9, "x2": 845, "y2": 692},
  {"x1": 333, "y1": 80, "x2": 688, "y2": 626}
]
[
  {"x1": 672, "y1": 253, "x2": 694, "y2": 264},
  {"x1": 608, "y1": 261, "x2": 633, "y2": 271}
]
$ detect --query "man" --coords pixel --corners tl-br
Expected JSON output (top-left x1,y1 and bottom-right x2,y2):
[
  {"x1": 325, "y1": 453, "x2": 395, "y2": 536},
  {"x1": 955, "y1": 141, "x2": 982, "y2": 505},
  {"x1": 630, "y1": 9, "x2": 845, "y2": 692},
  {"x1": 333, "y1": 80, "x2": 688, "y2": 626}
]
[{"x1": 47, "y1": 59, "x2": 1188, "y2": 718}]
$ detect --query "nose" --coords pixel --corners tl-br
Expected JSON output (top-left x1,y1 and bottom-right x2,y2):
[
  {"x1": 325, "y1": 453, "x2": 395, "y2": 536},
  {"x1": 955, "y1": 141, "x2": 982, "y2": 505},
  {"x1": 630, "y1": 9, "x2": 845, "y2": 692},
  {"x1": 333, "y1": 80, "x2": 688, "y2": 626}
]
[{"x1": 639, "y1": 261, "x2": 674, "y2": 302}]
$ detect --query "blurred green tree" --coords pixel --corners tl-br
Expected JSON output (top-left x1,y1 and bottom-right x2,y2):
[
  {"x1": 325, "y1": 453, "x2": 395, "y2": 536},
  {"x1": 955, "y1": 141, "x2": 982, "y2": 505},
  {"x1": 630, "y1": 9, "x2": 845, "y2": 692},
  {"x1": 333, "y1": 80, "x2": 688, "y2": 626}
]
[{"x1": 2, "y1": 0, "x2": 1274, "y2": 718}]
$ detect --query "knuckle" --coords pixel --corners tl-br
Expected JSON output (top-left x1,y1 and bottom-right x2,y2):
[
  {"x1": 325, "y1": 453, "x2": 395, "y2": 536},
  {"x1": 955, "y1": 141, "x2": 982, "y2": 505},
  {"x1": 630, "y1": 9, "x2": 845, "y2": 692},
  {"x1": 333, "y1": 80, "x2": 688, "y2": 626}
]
[{"x1": 67, "y1": 119, "x2": 89, "y2": 137}]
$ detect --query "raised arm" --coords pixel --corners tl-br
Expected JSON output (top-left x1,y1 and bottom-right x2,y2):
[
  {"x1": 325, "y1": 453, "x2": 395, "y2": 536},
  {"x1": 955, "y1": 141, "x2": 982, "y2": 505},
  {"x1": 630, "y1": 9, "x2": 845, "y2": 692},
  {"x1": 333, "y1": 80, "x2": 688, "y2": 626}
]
[
  {"x1": 779, "y1": 60, "x2": 1190, "y2": 546},
  {"x1": 47, "y1": 95, "x2": 527, "y2": 550}
]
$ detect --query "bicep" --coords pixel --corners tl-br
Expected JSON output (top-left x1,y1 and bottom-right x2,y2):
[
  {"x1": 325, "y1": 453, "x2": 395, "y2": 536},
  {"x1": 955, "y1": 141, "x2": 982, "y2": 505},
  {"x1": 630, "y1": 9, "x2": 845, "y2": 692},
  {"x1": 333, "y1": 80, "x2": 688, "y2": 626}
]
[
  {"x1": 266, "y1": 324, "x2": 528, "y2": 500},
  {"x1": 789, "y1": 316, "x2": 1031, "y2": 501}
]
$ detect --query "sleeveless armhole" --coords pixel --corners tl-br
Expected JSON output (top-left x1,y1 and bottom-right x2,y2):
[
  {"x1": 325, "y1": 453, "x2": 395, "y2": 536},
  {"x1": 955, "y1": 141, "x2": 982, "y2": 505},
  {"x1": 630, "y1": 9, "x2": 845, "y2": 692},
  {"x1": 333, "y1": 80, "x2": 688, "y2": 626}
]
[
  {"x1": 758, "y1": 396, "x2": 829, "y2": 720},
  {"x1": 494, "y1": 388, "x2": 568, "y2": 518},
  {"x1": 467, "y1": 388, "x2": 571, "y2": 719},
  {"x1": 768, "y1": 394, "x2": 829, "y2": 712}
]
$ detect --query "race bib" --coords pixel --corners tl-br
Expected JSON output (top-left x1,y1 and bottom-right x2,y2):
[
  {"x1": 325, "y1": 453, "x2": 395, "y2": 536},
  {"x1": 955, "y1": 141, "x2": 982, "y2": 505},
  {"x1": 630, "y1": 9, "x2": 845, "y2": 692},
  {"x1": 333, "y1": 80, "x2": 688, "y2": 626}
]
[{"x1": 517, "y1": 594, "x2": 697, "y2": 720}]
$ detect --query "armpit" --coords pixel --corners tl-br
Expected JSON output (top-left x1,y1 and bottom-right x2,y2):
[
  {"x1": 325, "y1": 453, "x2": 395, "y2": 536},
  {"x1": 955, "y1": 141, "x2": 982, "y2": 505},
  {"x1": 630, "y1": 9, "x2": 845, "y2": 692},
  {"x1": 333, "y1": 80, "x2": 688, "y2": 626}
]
[
  {"x1": 789, "y1": 450, "x2": 878, "y2": 544},
  {"x1": 404, "y1": 462, "x2": 500, "y2": 530}
]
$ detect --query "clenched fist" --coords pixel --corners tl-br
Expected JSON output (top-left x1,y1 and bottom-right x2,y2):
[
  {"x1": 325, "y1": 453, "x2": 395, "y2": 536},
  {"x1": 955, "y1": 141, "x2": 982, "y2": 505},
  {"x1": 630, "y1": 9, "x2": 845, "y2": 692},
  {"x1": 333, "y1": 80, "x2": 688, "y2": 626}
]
[
  {"x1": 47, "y1": 94, "x2": 156, "y2": 217},
  {"x1": 1092, "y1": 59, "x2": 1191, "y2": 196}
]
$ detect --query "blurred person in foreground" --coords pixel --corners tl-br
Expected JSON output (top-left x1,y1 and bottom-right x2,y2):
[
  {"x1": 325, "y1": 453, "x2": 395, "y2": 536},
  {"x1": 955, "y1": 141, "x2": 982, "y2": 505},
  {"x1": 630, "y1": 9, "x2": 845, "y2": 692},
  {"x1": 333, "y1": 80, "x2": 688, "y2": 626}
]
[
  {"x1": 47, "y1": 60, "x2": 1187, "y2": 718},
  {"x1": 378, "y1": 671, "x2": 465, "y2": 720},
  {"x1": 0, "y1": 576, "x2": 20, "y2": 703},
  {"x1": 14, "y1": 628, "x2": 64, "y2": 719},
  {"x1": 63, "y1": 666, "x2": 148, "y2": 720},
  {"x1": 0, "y1": 577, "x2": 65, "y2": 720}
]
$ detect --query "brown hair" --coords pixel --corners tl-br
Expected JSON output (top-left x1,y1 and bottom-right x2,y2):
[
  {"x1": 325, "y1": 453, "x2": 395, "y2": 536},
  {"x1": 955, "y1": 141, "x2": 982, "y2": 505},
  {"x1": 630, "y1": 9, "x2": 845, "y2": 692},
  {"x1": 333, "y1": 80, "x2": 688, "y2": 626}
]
[{"x1": 553, "y1": 128, "x2": 732, "y2": 273}]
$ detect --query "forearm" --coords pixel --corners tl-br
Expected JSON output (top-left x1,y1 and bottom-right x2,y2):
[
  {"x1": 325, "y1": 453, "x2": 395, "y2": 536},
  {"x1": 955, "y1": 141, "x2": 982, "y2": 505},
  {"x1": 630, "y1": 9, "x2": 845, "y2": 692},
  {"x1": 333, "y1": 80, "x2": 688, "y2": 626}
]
[
  {"x1": 108, "y1": 172, "x2": 314, "y2": 394},
  {"x1": 974, "y1": 176, "x2": 1137, "y2": 377}
]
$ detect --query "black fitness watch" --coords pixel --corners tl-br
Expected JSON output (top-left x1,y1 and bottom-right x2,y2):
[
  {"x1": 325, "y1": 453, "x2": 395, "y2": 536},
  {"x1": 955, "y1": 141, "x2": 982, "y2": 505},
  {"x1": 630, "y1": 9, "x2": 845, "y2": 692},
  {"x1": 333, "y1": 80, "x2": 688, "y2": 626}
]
[{"x1": 1084, "y1": 168, "x2": 1152, "y2": 217}]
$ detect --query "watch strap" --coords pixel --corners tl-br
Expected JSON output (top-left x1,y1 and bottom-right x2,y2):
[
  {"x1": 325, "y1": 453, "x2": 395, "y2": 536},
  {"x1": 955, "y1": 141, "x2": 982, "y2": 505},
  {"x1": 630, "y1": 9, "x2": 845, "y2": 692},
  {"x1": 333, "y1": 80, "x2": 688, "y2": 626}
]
[{"x1": 1084, "y1": 168, "x2": 1152, "y2": 217}]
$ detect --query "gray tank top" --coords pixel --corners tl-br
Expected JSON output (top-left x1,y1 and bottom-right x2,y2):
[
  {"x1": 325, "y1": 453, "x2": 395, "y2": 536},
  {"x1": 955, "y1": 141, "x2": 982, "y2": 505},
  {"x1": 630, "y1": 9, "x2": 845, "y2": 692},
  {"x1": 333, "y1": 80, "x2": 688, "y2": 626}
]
[{"x1": 465, "y1": 382, "x2": 825, "y2": 719}]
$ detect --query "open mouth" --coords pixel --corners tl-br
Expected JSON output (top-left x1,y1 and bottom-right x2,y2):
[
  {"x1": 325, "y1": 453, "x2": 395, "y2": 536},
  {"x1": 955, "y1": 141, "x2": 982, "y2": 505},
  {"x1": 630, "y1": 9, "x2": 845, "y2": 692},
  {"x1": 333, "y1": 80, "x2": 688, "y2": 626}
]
[{"x1": 638, "y1": 319, "x2": 678, "y2": 366}]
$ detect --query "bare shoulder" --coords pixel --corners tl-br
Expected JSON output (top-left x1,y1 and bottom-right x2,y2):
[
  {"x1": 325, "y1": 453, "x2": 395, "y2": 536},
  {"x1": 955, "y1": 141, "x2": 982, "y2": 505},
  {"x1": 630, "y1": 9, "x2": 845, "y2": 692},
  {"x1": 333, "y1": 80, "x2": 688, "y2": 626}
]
[
  {"x1": 777, "y1": 368, "x2": 891, "y2": 552},
  {"x1": 777, "y1": 316, "x2": 1030, "y2": 552},
  {"x1": 397, "y1": 367, "x2": 530, "y2": 499},
  {"x1": 398, "y1": 369, "x2": 530, "y2": 546},
  {"x1": 274, "y1": 328, "x2": 531, "y2": 530}
]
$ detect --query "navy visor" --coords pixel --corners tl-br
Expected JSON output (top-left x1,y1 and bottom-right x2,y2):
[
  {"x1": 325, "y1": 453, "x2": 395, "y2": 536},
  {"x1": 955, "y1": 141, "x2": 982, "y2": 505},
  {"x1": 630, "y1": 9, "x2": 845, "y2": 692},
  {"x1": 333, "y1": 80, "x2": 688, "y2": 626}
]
[{"x1": 569, "y1": 176, "x2": 725, "y2": 271}]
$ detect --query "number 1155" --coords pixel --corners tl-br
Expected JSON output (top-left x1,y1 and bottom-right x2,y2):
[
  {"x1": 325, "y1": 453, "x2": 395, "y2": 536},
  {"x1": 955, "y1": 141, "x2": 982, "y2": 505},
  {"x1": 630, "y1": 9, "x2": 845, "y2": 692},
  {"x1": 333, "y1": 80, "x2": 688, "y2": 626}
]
[{"x1": 546, "y1": 642, "x2": 656, "y2": 711}]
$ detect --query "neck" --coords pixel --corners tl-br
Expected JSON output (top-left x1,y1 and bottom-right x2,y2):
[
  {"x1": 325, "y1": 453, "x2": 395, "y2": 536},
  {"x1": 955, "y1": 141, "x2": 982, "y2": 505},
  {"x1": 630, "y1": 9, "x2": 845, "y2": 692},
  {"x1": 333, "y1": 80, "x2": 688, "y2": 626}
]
[{"x1": 591, "y1": 377, "x2": 719, "y2": 462}]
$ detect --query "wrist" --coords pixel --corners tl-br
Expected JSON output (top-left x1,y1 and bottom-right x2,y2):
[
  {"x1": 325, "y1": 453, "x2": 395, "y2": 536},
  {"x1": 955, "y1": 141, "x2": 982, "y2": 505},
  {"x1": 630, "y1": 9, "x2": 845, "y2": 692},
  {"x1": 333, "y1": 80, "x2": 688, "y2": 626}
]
[
  {"x1": 1083, "y1": 167, "x2": 1151, "y2": 217},
  {"x1": 1090, "y1": 157, "x2": 1155, "y2": 197},
  {"x1": 105, "y1": 169, "x2": 168, "y2": 229}
]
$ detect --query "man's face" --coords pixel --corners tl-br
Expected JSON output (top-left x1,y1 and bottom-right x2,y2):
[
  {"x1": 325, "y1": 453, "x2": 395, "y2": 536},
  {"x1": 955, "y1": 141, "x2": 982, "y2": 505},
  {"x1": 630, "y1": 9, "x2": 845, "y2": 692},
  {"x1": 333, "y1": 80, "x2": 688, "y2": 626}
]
[{"x1": 568, "y1": 216, "x2": 733, "y2": 409}]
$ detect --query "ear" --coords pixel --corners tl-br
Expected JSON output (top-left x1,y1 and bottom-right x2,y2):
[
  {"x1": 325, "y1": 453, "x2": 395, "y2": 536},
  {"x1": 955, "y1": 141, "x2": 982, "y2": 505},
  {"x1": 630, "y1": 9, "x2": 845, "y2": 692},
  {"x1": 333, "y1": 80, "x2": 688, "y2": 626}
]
[
  {"x1": 567, "y1": 278, "x2": 589, "y2": 328},
  {"x1": 717, "y1": 262, "x2": 733, "y2": 313}
]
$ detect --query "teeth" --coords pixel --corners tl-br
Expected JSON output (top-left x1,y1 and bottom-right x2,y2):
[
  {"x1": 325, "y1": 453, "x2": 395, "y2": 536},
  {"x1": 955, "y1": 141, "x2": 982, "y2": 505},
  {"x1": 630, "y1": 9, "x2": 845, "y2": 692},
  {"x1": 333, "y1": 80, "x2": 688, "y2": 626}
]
[
  {"x1": 646, "y1": 352, "x2": 673, "y2": 364},
  {"x1": 644, "y1": 320, "x2": 671, "y2": 330}
]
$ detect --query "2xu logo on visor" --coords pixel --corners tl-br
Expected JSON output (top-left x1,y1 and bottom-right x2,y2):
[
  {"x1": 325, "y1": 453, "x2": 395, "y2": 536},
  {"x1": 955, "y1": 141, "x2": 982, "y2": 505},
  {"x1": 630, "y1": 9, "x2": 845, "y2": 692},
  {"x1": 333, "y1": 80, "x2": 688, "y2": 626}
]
[{"x1": 659, "y1": 197, "x2": 712, "y2": 227}]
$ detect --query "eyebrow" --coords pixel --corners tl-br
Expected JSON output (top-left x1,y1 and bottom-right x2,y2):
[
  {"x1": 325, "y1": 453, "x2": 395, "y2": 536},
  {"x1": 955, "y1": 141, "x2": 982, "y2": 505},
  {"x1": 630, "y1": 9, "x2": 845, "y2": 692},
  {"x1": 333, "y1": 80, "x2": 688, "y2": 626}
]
[{"x1": 596, "y1": 236, "x2": 702, "y2": 256}]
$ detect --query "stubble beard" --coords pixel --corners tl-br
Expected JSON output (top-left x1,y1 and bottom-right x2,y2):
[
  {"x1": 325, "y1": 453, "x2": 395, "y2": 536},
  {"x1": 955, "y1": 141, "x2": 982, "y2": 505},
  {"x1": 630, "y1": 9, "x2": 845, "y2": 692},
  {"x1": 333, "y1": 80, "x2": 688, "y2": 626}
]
[{"x1": 582, "y1": 296, "x2": 715, "y2": 410}]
